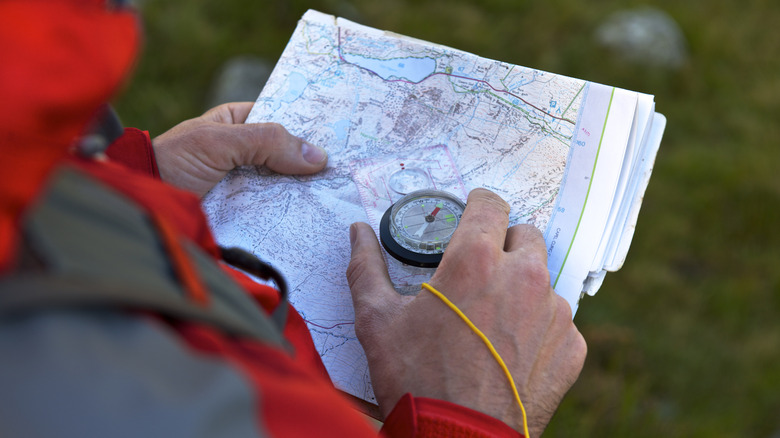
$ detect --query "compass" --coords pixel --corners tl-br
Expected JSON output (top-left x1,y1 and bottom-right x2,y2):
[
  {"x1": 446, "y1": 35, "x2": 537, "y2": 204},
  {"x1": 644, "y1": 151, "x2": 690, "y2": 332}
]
[{"x1": 379, "y1": 189, "x2": 466, "y2": 268}]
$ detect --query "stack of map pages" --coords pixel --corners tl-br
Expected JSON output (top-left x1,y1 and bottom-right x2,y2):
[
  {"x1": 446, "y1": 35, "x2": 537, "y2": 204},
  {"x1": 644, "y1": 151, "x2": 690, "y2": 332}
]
[{"x1": 202, "y1": 10, "x2": 665, "y2": 406}]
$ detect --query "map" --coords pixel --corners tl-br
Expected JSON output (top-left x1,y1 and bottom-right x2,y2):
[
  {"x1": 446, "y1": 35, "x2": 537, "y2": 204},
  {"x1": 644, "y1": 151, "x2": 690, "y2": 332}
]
[{"x1": 201, "y1": 10, "x2": 634, "y2": 404}]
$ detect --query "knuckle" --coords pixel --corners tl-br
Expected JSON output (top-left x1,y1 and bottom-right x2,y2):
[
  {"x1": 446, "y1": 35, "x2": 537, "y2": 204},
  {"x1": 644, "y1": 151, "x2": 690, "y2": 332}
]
[
  {"x1": 563, "y1": 327, "x2": 588, "y2": 371},
  {"x1": 243, "y1": 123, "x2": 295, "y2": 163},
  {"x1": 573, "y1": 331, "x2": 588, "y2": 364},
  {"x1": 553, "y1": 293, "x2": 573, "y2": 321},
  {"x1": 353, "y1": 307, "x2": 378, "y2": 342},
  {"x1": 212, "y1": 103, "x2": 232, "y2": 120},
  {"x1": 345, "y1": 255, "x2": 368, "y2": 291},
  {"x1": 348, "y1": 295, "x2": 389, "y2": 349},
  {"x1": 263, "y1": 122, "x2": 291, "y2": 144},
  {"x1": 202, "y1": 103, "x2": 235, "y2": 124},
  {"x1": 551, "y1": 295, "x2": 587, "y2": 364},
  {"x1": 521, "y1": 256, "x2": 552, "y2": 290},
  {"x1": 517, "y1": 223, "x2": 544, "y2": 241},
  {"x1": 442, "y1": 236, "x2": 501, "y2": 277}
]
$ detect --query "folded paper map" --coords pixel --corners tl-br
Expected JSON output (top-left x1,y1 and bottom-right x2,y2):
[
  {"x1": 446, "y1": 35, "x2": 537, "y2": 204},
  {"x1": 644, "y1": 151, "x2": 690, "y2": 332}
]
[{"x1": 202, "y1": 10, "x2": 665, "y2": 405}]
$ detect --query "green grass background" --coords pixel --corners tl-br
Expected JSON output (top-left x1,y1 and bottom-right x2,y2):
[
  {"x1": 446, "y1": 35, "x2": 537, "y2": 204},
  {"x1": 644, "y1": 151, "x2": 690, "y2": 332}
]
[{"x1": 116, "y1": 1, "x2": 780, "y2": 436}]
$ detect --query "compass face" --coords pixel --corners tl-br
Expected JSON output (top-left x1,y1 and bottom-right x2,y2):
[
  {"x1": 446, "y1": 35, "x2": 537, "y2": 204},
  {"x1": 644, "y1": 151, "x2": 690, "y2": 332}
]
[{"x1": 379, "y1": 190, "x2": 466, "y2": 267}]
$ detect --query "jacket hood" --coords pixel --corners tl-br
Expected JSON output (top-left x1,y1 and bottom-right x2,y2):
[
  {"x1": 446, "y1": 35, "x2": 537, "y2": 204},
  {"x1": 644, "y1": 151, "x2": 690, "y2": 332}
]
[{"x1": 0, "y1": 0, "x2": 140, "y2": 268}]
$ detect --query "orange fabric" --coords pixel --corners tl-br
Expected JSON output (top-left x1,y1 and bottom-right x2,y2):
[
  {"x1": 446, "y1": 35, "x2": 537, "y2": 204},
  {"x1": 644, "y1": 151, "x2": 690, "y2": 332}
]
[
  {"x1": 150, "y1": 213, "x2": 211, "y2": 306},
  {"x1": 0, "y1": 0, "x2": 139, "y2": 270}
]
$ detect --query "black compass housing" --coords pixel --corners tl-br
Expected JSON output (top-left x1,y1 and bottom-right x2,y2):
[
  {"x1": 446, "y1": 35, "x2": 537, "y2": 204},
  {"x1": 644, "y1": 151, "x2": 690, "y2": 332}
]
[{"x1": 379, "y1": 204, "x2": 444, "y2": 268}]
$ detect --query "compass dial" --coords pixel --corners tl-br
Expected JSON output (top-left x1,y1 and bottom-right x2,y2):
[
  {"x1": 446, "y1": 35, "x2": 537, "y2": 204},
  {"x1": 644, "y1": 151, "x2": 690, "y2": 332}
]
[{"x1": 380, "y1": 190, "x2": 466, "y2": 267}]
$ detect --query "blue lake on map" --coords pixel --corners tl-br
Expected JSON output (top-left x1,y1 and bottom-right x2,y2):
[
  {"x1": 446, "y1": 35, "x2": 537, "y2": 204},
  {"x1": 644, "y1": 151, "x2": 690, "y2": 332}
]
[
  {"x1": 341, "y1": 53, "x2": 436, "y2": 83},
  {"x1": 281, "y1": 72, "x2": 308, "y2": 103},
  {"x1": 330, "y1": 119, "x2": 350, "y2": 143}
]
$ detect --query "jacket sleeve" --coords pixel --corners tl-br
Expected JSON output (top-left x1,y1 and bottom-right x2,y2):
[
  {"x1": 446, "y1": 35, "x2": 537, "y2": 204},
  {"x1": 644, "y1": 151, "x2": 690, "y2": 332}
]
[
  {"x1": 105, "y1": 127, "x2": 160, "y2": 178},
  {"x1": 104, "y1": 126, "x2": 524, "y2": 438},
  {"x1": 381, "y1": 394, "x2": 524, "y2": 438}
]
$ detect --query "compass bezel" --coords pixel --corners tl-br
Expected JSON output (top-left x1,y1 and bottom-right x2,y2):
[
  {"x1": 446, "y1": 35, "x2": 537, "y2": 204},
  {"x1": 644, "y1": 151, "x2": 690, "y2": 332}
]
[{"x1": 378, "y1": 190, "x2": 465, "y2": 268}]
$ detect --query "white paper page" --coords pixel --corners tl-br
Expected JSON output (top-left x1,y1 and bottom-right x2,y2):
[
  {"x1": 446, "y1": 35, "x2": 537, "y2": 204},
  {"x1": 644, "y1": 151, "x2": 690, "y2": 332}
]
[
  {"x1": 606, "y1": 112, "x2": 666, "y2": 270},
  {"x1": 589, "y1": 92, "x2": 655, "y2": 272},
  {"x1": 582, "y1": 269, "x2": 607, "y2": 296},
  {"x1": 547, "y1": 86, "x2": 636, "y2": 309},
  {"x1": 597, "y1": 95, "x2": 655, "y2": 271}
]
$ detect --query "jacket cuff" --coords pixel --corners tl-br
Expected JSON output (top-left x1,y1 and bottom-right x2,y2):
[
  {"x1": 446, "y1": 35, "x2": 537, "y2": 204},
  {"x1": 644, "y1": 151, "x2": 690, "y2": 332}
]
[
  {"x1": 380, "y1": 393, "x2": 523, "y2": 438},
  {"x1": 105, "y1": 127, "x2": 160, "y2": 178}
]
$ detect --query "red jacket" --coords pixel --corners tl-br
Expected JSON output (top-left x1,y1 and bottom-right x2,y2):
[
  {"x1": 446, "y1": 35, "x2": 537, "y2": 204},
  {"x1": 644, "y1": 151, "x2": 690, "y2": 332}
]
[
  {"x1": 0, "y1": 1, "x2": 521, "y2": 436},
  {"x1": 104, "y1": 129, "x2": 524, "y2": 437}
]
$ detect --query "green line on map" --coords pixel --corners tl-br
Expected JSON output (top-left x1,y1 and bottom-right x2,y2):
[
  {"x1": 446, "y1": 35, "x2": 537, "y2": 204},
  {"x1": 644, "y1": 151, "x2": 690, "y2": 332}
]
[
  {"x1": 553, "y1": 87, "x2": 615, "y2": 289},
  {"x1": 561, "y1": 82, "x2": 586, "y2": 120}
]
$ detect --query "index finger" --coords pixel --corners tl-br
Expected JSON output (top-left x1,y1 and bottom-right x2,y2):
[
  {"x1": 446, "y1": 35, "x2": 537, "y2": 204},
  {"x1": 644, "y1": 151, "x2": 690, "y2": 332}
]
[
  {"x1": 202, "y1": 102, "x2": 254, "y2": 124},
  {"x1": 446, "y1": 188, "x2": 510, "y2": 253}
]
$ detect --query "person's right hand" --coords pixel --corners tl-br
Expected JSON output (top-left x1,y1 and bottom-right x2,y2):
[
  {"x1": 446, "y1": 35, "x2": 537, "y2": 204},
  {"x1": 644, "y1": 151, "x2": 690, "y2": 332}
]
[{"x1": 346, "y1": 188, "x2": 586, "y2": 437}]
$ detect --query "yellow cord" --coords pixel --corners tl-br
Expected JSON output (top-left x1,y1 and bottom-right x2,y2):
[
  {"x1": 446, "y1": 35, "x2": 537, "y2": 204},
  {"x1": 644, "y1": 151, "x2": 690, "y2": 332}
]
[{"x1": 421, "y1": 282, "x2": 530, "y2": 438}]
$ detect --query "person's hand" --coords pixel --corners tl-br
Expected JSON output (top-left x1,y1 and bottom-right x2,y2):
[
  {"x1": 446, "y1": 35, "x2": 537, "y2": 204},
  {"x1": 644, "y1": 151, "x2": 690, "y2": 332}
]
[
  {"x1": 346, "y1": 188, "x2": 586, "y2": 437},
  {"x1": 152, "y1": 102, "x2": 328, "y2": 197}
]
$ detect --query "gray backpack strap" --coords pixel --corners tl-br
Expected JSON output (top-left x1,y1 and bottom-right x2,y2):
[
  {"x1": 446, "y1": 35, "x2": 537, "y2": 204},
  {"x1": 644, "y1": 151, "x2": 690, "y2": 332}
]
[
  {"x1": 219, "y1": 246, "x2": 289, "y2": 333},
  {"x1": 3, "y1": 167, "x2": 287, "y2": 347},
  {"x1": 0, "y1": 274, "x2": 279, "y2": 343},
  {"x1": 0, "y1": 308, "x2": 271, "y2": 438}
]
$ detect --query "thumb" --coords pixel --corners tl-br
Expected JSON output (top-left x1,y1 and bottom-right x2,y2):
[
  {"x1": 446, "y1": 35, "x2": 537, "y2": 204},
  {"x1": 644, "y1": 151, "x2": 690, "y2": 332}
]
[
  {"x1": 230, "y1": 122, "x2": 328, "y2": 175},
  {"x1": 346, "y1": 222, "x2": 402, "y2": 341}
]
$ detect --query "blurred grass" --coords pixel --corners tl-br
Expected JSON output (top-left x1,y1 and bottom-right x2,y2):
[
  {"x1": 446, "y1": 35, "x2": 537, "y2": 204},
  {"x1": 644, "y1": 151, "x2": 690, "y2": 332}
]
[{"x1": 116, "y1": 0, "x2": 780, "y2": 436}]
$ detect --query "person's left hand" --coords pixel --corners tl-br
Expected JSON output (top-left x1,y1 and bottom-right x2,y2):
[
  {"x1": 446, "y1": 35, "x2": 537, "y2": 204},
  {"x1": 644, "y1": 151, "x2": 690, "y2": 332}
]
[{"x1": 152, "y1": 102, "x2": 328, "y2": 197}]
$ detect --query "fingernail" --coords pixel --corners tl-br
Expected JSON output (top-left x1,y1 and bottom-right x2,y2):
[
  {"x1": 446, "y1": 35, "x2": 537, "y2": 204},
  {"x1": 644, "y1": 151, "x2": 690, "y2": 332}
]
[
  {"x1": 349, "y1": 223, "x2": 358, "y2": 250},
  {"x1": 302, "y1": 141, "x2": 327, "y2": 164}
]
